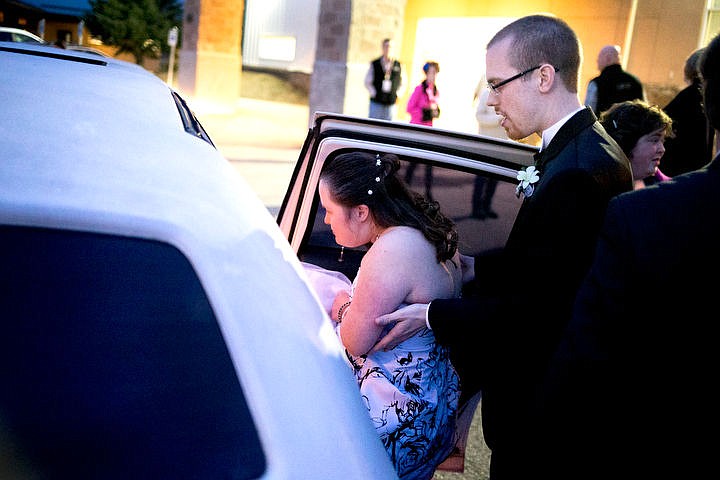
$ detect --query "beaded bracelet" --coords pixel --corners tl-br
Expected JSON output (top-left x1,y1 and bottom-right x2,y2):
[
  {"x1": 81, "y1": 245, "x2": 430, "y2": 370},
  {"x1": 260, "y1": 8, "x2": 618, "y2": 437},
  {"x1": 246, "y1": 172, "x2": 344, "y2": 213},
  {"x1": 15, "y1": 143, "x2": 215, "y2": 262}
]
[{"x1": 337, "y1": 301, "x2": 352, "y2": 323}]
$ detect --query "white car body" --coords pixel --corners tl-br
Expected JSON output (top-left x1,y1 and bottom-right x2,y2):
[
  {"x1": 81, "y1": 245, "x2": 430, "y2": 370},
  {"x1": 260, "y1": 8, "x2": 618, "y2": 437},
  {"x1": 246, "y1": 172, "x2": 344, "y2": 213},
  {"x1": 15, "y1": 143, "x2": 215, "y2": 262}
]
[
  {"x1": 0, "y1": 26, "x2": 45, "y2": 43},
  {"x1": 0, "y1": 42, "x2": 396, "y2": 479}
]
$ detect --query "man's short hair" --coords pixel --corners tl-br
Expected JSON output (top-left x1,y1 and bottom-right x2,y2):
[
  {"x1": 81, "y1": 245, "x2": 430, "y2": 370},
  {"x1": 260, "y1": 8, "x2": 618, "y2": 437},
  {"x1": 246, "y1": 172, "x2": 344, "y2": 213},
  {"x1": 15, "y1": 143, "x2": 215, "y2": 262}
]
[{"x1": 487, "y1": 14, "x2": 581, "y2": 93}]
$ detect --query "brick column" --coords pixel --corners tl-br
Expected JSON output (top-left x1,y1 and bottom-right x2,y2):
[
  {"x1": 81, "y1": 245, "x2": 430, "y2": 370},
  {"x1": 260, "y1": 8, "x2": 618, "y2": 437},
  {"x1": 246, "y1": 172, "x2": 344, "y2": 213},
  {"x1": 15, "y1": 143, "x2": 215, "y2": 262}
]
[
  {"x1": 177, "y1": 0, "x2": 244, "y2": 107},
  {"x1": 309, "y1": 0, "x2": 406, "y2": 123}
]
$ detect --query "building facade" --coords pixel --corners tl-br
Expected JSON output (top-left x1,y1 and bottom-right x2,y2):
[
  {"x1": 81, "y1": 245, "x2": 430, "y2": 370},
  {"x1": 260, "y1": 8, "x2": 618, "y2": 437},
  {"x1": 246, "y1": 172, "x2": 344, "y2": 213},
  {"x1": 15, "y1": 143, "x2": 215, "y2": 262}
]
[{"x1": 3, "y1": 1, "x2": 717, "y2": 131}]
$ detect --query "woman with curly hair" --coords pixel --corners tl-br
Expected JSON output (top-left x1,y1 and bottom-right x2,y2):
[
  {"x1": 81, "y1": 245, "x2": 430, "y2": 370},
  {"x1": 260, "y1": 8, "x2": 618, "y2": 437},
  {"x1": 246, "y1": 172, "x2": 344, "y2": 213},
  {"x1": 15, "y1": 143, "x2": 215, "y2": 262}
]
[{"x1": 318, "y1": 151, "x2": 461, "y2": 480}]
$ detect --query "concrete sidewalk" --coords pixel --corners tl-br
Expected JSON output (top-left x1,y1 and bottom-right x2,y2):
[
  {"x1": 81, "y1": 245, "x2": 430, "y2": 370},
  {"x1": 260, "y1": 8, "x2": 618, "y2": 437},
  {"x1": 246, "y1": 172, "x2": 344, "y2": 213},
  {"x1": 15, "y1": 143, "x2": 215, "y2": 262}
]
[
  {"x1": 191, "y1": 97, "x2": 310, "y2": 154},
  {"x1": 191, "y1": 97, "x2": 311, "y2": 209}
]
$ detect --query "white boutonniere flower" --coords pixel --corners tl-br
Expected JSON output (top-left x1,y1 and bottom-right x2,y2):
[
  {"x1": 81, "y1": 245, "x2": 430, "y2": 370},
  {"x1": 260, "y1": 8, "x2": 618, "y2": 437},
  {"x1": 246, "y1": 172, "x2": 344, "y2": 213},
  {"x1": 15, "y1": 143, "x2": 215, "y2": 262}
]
[{"x1": 515, "y1": 165, "x2": 540, "y2": 198}]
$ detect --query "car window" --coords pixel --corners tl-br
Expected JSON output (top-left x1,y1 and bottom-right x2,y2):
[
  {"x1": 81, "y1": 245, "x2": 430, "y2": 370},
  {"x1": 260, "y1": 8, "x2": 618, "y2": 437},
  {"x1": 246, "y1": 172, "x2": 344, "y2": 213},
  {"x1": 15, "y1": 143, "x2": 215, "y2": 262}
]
[
  {"x1": 296, "y1": 154, "x2": 521, "y2": 281},
  {"x1": 0, "y1": 226, "x2": 266, "y2": 479}
]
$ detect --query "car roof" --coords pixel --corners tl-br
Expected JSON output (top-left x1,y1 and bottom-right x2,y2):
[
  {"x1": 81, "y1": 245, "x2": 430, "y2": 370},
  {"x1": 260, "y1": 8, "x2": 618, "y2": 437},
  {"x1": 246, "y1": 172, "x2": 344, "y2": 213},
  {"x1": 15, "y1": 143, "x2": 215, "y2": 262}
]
[{"x1": 0, "y1": 42, "x2": 396, "y2": 478}]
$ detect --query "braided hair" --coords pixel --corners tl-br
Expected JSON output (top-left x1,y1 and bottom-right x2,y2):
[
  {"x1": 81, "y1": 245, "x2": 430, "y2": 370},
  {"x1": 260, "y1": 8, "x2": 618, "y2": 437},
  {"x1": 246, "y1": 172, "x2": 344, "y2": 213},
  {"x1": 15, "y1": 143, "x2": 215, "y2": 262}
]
[{"x1": 319, "y1": 152, "x2": 457, "y2": 263}]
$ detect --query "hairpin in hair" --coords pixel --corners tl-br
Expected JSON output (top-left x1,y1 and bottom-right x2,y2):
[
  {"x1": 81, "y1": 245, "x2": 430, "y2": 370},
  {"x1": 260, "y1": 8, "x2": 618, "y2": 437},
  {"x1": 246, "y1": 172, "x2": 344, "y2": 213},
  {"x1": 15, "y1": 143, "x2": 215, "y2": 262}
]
[
  {"x1": 612, "y1": 119, "x2": 618, "y2": 129},
  {"x1": 370, "y1": 154, "x2": 382, "y2": 194}
]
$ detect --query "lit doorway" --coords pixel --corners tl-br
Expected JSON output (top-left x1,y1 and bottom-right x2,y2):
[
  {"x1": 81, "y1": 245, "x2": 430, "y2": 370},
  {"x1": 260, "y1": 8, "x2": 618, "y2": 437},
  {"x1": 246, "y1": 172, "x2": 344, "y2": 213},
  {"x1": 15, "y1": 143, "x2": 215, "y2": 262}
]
[{"x1": 408, "y1": 17, "x2": 517, "y2": 134}]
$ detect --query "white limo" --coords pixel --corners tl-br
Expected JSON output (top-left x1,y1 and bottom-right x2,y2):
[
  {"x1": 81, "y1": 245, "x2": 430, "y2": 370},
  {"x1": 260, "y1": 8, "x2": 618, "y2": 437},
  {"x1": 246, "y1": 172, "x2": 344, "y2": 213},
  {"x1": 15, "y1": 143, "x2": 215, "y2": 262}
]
[{"x1": 0, "y1": 42, "x2": 397, "y2": 479}]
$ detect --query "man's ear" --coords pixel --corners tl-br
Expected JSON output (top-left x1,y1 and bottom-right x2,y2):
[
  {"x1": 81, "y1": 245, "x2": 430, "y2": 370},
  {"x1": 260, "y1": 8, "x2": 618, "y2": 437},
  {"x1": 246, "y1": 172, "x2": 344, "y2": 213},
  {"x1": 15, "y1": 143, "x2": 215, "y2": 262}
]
[{"x1": 538, "y1": 64, "x2": 556, "y2": 93}]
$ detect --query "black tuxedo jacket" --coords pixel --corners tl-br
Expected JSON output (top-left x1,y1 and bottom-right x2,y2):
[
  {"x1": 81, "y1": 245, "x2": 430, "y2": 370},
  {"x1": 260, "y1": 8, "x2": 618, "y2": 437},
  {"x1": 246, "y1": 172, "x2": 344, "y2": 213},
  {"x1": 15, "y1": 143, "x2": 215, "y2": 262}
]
[
  {"x1": 541, "y1": 155, "x2": 720, "y2": 479},
  {"x1": 429, "y1": 107, "x2": 632, "y2": 474}
]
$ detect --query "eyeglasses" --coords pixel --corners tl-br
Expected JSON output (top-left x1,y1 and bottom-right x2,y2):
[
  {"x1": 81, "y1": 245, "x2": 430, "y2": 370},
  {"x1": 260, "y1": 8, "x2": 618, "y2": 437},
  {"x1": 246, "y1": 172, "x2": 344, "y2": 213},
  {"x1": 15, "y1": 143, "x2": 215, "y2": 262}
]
[{"x1": 487, "y1": 65, "x2": 559, "y2": 94}]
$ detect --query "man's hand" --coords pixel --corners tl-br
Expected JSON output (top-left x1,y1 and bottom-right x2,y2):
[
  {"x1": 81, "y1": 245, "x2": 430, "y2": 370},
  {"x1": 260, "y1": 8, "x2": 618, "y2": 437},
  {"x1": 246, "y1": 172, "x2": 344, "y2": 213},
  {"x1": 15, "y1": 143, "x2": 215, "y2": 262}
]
[{"x1": 370, "y1": 303, "x2": 429, "y2": 353}]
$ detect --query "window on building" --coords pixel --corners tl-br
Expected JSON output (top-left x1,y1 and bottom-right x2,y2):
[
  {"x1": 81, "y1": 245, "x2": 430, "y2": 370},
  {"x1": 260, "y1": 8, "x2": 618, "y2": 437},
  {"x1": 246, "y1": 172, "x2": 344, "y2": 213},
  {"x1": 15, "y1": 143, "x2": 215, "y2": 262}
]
[{"x1": 704, "y1": 0, "x2": 720, "y2": 46}]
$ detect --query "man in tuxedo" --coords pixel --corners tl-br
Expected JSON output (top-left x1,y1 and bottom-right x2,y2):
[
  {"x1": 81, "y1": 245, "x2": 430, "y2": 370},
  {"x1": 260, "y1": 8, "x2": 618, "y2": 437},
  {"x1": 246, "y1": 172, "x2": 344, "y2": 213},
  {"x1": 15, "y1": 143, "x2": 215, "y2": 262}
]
[
  {"x1": 372, "y1": 14, "x2": 632, "y2": 478},
  {"x1": 539, "y1": 33, "x2": 720, "y2": 480}
]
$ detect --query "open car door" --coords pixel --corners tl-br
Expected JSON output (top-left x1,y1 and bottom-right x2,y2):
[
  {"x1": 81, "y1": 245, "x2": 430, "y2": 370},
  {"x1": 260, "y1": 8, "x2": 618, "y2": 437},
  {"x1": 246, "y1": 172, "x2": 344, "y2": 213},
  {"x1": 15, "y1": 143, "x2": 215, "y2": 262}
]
[{"x1": 278, "y1": 112, "x2": 537, "y2": 280}]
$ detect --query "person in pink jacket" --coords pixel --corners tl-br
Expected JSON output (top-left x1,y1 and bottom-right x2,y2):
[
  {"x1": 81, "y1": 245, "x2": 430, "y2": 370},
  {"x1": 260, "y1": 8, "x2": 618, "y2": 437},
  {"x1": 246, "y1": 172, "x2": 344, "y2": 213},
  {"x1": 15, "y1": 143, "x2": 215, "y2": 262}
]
[
  {"x1": 404, "y1": 61, "x2": 440, "y2": 198},
  {"x1": 406, "y1": 61, "x2": 440, "y2": 126}
]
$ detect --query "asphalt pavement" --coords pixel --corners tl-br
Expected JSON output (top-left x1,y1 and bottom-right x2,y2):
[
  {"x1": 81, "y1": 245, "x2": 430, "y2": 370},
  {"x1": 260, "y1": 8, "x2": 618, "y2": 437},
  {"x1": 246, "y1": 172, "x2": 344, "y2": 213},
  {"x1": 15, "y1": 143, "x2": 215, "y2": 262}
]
[{"x1": 190, "y1": 97, "x2": 311, "y2": 212}]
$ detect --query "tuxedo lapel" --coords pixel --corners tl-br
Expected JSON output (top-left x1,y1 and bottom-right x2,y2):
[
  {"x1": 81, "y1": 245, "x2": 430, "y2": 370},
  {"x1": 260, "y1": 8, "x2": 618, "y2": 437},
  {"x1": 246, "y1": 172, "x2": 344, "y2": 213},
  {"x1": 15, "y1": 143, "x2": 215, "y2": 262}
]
[{"x1": 537, "y1": 108, "x2": 597, "y2": 171}]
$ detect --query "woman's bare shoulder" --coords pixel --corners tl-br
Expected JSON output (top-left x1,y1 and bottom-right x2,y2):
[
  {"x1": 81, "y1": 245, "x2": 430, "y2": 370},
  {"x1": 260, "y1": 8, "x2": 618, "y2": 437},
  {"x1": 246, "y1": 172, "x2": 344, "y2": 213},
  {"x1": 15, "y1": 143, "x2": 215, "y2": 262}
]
[
  {"x1": 377, "y1": 226, "x2": 430, "y2": 251},
  {"x1": 368, "y1": 227, "x2": 436, "y2": 272}
]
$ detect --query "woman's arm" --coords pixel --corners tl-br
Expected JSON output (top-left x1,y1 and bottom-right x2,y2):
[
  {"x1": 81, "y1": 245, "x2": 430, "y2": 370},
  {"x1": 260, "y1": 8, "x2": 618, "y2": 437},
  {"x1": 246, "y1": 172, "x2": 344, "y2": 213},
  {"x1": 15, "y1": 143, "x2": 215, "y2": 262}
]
[{"x1": 338, "y1": 229, "x2": 423, "y2": 356}]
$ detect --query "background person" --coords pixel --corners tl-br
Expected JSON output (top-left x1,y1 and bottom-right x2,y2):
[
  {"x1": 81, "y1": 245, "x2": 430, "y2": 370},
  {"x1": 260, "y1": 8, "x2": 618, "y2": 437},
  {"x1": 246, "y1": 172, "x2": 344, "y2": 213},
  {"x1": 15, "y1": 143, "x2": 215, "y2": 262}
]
[
  {"x1": 405, "y1": 61, "x2": 440, "y2": 126},
  {"x1": 319, "y1": 151, "x2": 462, "y2": 480},
  {"x1": 661, "y1": 47, "x2": 715, "y2": 176},
  {"x1": 599, "y1": 99, "x2": 673, "y2": 189},
  {"x1": 373, "y1": 15, "x2": 633, "y2": 479},
  {"x1": 404, "y1": 61, "x2": 440, "y2": 199},
  {"x1": 364, "y1": 38, "x2": 403, "y2": 120},
  {"x1": 471, "y1": 76, "x2": 507, "y2": 219},
  {"x1": 540, "y1": 32, "x2": 720, "y2": 480},
  {"x1": 584, "y1": 44, "x2": 645, "y2": 115}
]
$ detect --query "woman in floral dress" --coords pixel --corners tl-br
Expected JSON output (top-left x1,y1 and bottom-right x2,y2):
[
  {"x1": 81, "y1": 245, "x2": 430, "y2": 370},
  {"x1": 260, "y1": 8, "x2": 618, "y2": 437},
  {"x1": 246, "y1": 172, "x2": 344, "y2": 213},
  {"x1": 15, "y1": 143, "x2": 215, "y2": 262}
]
[{"x1": 317, "y1": 151, "x2": 461, "y2": 480}]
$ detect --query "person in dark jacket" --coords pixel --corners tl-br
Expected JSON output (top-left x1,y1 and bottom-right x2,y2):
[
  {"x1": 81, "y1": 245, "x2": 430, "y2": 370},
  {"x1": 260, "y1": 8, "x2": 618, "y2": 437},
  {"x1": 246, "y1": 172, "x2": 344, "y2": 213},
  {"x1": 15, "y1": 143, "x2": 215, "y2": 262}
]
[
  {"x1": 661, "y1": 48, "x2": 715, "y2": 176},
  {"x1": 364, "y1": 38, "x2": 403, "y2": 120},
  {"x1": 371, "y1": 14, "x2": 633, "y2": 479},
  {"x1": 540, "y1": 32, "x2": 720, "y2": 480},
  {"x1": 584, "y1": 44, "x2": 645, "y2": 115}
]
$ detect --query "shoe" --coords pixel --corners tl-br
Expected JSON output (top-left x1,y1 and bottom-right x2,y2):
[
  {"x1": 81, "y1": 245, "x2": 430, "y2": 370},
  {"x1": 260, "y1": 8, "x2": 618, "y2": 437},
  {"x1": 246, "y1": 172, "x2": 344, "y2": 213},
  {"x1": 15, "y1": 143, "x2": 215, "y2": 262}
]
[{"x1": 485, "y1": 209, "x2": 498, "y2": 219}]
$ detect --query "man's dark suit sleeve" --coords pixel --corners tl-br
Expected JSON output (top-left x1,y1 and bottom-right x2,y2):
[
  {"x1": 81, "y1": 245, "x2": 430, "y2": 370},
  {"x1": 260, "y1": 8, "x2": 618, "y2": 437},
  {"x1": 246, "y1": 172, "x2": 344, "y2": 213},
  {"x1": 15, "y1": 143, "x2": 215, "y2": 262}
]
[{"x1": 429, "y1": 168, "x2": 613, "y2": 361}]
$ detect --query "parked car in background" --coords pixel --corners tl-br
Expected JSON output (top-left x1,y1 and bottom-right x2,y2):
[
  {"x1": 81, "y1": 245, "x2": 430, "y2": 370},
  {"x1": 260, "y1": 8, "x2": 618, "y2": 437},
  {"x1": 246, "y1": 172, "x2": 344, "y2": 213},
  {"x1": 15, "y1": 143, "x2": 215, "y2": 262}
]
[
  {"x1": 0, "y1": 41, "x2": 397, "y2": 479},
  {"x1": 0, "y1": 26, "x2": 44, "y2": 43}
]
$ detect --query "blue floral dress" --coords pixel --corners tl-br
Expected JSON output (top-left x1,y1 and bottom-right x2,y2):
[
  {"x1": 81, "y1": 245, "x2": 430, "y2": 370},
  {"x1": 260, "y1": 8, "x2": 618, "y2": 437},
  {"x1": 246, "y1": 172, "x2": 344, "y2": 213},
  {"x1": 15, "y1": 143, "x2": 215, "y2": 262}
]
[{"x1": 340, "y1": 275, "x2": 460, "y2": 480}]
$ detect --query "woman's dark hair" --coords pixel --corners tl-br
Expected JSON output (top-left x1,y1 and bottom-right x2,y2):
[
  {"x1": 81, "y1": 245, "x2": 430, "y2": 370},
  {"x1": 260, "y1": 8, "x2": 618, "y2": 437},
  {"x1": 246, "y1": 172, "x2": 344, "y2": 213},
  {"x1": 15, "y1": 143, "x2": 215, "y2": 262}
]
[
  {"x1": 599, "y1": 99, "x2": 673, "y2": 157},
  {"x1": 319, "y1": 152, "x2": 457, "y2": 263}
]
